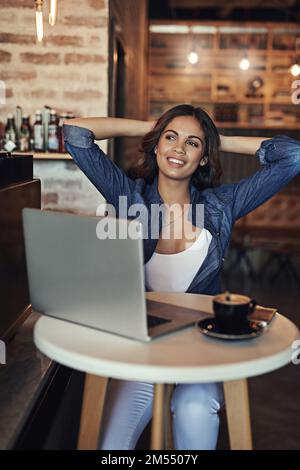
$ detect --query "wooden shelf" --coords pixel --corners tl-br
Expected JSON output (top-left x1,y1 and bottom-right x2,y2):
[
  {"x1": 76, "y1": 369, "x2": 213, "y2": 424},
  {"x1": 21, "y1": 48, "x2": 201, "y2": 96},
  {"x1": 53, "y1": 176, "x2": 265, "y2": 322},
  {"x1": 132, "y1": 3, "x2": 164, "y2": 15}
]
[
  {"x1": 150, "y1": 69, "x2": 212, "y2": 76},
  {"x1": 150, "y1": 49, "x2": 295, "y2": 56},
  {"x1": 148, "y1": 117, "x2": 300, "y2": 129},
  {"x1": 151, "y1": 49, "x2": 269, "y2": 56},
  {"x1": 149, "y1": 20, "x2": 300, "y2": 128},
  {"x1": 22, "y1": 152, "x2": 72, "y2": 160},
  {"x1": 215, "y1": 122, "x2": 300, "y2": 129}
]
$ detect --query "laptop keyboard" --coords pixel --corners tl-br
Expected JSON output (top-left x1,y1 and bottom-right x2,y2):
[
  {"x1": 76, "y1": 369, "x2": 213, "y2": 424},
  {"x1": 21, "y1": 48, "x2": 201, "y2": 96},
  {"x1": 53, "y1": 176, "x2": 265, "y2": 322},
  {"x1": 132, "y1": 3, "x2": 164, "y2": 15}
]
[{"x1": 147, "y1": 314, "x2": 171, "y2": 328}]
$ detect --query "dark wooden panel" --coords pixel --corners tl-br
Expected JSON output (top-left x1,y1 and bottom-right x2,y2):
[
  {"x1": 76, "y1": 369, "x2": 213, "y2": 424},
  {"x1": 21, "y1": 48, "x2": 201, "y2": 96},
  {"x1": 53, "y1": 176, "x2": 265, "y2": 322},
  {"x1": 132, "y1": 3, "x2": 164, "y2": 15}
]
[
  {"x1": 11, "y1": 363, "x2": 85, "y2": 450},
  {"x1": 0, "y1": 180, "x2": 41, "y2": 341},
  {"x1": 108, "y1": 0, "x2": 149, "y2": 169}
]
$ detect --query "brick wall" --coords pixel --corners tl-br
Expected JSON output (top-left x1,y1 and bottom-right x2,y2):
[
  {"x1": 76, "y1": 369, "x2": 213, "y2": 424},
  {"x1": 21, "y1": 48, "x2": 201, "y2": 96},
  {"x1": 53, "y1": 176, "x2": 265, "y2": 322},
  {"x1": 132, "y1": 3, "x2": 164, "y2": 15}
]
[{"x1": 0, "y1": 0, "x2": 109, "y2": 213}]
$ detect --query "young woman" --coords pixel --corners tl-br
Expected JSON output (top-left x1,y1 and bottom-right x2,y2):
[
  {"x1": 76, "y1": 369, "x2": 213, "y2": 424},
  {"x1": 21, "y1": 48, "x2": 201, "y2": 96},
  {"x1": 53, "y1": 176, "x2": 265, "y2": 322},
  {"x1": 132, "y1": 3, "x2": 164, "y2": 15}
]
[{"x1": 63, "y1": 104, "x2": 300, "y2": 450}]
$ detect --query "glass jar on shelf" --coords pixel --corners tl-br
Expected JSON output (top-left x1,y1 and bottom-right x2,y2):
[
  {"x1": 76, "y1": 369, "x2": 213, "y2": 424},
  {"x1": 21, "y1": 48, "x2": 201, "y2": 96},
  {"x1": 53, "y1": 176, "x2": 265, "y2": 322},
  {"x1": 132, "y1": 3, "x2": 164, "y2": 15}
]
[
  {"x1": 19, "y1": 115, "x2": 31, "y2": 152},
  {"x1": 4, "y1": 114, "x2": 17, "y2": 152},
  {"x1": 33, "y1": 110, "x2": 44, "y2": 152},
  {"x1": 48, "y1": 109, "x2": 59, "y2": 152}
]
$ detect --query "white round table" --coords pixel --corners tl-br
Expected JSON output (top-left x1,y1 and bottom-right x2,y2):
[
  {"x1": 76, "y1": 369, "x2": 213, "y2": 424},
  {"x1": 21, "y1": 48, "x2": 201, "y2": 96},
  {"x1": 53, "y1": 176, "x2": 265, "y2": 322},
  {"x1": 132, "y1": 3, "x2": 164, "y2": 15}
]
[{"x1": 34, "y1": 292, "x2": 299, "y2": 450}]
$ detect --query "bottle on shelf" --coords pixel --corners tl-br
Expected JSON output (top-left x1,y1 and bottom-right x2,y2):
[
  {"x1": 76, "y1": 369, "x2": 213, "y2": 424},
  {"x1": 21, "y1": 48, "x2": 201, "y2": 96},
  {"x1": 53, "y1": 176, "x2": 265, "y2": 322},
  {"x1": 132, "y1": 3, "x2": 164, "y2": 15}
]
[
  {"x1": 33, "y1": 110, "x2": 44, "y2": 152},
  {"x1": 0, "y1": 119, "x2": 4, "y2": 151},
  {"x1": 15, "y1": 105, "x2": 22, "y2": 150},
  {"x1": 19, "y1": 115, "x2": 32, "y2": 152},
  {"x1": 4, "y1": 114, "x2": 17, "y2": 152},
  {"x1": 47, "y1": 109, "x2": 59, "y2": 152},
  {"x1": 66, "y1": 112, "x2": 75, "y2": 120},
  {"x1": 58, "y1": 113, "x2": 67, "y2": 153},
  {"x1": 43, "y1": 106, "x2": 52, "y2": 152}
]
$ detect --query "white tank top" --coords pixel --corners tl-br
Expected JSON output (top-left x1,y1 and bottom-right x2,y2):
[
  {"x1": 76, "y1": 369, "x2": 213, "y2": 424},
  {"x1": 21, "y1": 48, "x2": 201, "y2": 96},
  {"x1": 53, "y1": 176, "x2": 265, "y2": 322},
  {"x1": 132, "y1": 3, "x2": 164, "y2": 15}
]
[{"x1": 145, "y1": 228, "x2": 212, "y2": 293}]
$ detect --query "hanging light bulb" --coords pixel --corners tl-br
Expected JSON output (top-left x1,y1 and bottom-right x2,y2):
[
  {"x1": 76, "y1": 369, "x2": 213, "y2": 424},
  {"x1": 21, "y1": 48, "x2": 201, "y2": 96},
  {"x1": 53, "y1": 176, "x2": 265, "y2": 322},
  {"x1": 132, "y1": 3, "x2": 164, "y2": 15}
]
[
  {"x1": 239, "y1": 57, "x2": 250, "y2": 71},
  {"x1": 188, "y1": 51, "x2": 198, "y2": 65},
  {"x1": 49, "y1": 0, "x2": 58, "y2": 26},
  {"x1": 187, "y1": 27, "x2": 198, "y2": 65},
  {"x1": 35, "y1": 0, "x2": 43, "y2": 42},
  {"x1": 290, "y1": 63, "x2": 300, "y2": 76},
  {"x1": 290, "y1": 37, "x2": 300, "y2": 76}
]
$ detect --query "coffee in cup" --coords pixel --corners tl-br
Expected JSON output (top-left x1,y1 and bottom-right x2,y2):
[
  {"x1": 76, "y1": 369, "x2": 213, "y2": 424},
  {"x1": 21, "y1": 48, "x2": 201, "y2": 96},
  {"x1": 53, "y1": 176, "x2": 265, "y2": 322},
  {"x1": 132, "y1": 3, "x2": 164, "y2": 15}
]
[{"x1": 213, "y1": 292, "x2": 256, "y2": 333}]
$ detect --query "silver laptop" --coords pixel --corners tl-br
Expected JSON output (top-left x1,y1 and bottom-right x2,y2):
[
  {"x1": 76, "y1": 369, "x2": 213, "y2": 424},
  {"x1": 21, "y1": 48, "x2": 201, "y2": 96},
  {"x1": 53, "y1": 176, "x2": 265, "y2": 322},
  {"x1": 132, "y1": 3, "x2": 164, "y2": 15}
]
[{"x1": 22, "y1": 208, "x2": 205, "y2": 342}]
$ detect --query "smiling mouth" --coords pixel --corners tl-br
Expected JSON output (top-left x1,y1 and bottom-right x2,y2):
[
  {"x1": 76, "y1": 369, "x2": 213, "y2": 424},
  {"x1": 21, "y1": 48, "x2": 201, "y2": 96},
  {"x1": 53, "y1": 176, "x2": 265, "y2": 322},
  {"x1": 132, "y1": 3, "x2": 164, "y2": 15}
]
[{"x1": 167, "y1": 157, "x2": 186, "y2": 167}]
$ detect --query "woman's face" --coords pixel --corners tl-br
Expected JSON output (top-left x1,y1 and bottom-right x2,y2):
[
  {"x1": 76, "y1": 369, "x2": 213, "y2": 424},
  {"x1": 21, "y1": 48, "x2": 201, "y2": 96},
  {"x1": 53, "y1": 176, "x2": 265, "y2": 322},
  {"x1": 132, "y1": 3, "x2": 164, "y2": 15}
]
[{"x1": 155, "y1": 115, "x2": 207, "y2": 182}]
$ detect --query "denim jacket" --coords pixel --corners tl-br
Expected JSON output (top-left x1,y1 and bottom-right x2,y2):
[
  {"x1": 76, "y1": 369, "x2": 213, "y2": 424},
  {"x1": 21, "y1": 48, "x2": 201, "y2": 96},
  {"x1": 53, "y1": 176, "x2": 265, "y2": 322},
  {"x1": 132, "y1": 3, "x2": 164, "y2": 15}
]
[{"x1": 63, "y1": 124, "x2": 300, "y2": 295}]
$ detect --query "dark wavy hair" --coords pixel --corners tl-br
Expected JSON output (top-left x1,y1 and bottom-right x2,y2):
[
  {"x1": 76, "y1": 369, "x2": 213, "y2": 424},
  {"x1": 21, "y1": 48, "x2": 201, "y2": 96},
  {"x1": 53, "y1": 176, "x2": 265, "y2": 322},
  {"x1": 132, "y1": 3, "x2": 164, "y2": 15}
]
[{"x1": 128, "y1": 104, "x2": 222, "y2": 190}]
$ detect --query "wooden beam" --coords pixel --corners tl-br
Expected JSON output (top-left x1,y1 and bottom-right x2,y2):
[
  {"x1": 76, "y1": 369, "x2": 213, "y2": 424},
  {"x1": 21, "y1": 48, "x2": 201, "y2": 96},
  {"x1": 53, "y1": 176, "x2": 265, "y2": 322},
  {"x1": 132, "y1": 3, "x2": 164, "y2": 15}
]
[
  {"x1": 168, "y1": 0, "x2": 296, "y2": 9},
  {"x1": 223, "y1": 379, "x2": 253, "y2": 450},
  {"x1": 77, "y1": 374, "x2": 109, "y2": 450}
]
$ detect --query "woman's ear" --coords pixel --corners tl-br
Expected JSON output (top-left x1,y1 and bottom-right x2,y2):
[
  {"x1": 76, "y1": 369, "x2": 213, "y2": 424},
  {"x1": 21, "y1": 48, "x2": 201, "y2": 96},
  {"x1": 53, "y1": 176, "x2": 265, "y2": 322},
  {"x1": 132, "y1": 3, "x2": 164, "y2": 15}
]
[
  {"x1": 199, "y1": 155, "x2": 208, "y2": 166},
  {"x1": 154, "y1": 146, "x2": 157, "y2": 154}
]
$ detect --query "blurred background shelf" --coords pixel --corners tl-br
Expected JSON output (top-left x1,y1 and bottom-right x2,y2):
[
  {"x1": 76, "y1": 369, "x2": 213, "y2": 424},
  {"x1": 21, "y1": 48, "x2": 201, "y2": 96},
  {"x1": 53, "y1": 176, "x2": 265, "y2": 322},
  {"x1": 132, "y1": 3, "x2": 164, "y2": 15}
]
[
  {"x1": 149, "y1": 20, "x2": 300, "y2": 128},
  {"x1": 23, "y1": 153, "x2": 71, "y2": 160}
]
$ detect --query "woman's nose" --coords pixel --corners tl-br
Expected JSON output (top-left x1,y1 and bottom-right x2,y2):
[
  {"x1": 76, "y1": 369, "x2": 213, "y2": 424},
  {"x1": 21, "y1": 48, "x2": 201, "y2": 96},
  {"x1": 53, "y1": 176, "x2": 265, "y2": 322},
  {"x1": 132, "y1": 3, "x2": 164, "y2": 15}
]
[{"x1": 173, "y1": 142, "x2": 186, "y2": 154}]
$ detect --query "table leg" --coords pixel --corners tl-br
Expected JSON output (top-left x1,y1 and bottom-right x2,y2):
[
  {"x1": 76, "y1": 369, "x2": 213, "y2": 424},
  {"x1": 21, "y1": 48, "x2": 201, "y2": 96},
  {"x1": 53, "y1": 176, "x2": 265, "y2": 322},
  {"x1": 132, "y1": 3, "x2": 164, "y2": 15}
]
[
  {"x1": 77, "y1": 374, "x2": 109, "y2": 450},
  {"x1": 223, "y1": 379, "x2": 253, "y2": 450},
  {"x1": 164, "y1": 384, "x2": 175, "y2": 450},
  {"x1": 151, "y1": 383, "x2": 165, "y2": 450}
]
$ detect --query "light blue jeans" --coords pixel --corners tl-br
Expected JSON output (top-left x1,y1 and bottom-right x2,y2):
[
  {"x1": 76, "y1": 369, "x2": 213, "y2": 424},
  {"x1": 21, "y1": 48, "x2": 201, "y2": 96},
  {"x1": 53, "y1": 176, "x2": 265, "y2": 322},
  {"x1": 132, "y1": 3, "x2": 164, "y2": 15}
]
[{"x1": 99, "y1": 379, "x2": 224, "y2": 450}]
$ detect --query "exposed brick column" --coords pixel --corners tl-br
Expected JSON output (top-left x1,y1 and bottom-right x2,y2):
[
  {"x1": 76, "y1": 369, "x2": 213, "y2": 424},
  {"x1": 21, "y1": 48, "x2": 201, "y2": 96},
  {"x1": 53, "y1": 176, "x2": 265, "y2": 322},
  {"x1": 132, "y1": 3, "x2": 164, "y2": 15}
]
[{"x1": 0, "y1": 0, "x2": 109, "y2": 213}]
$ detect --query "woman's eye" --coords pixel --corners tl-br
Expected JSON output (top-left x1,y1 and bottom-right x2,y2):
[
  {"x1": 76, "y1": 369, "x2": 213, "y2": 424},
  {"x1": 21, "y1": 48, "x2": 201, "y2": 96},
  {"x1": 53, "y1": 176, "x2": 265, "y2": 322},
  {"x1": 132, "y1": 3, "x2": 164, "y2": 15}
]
[
  {"x1": 166, "y1": 135, "x2": 198, "y2": 148},
  {"x1": 188, "y1": 141, "x2": 198, "y2": 148}
]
